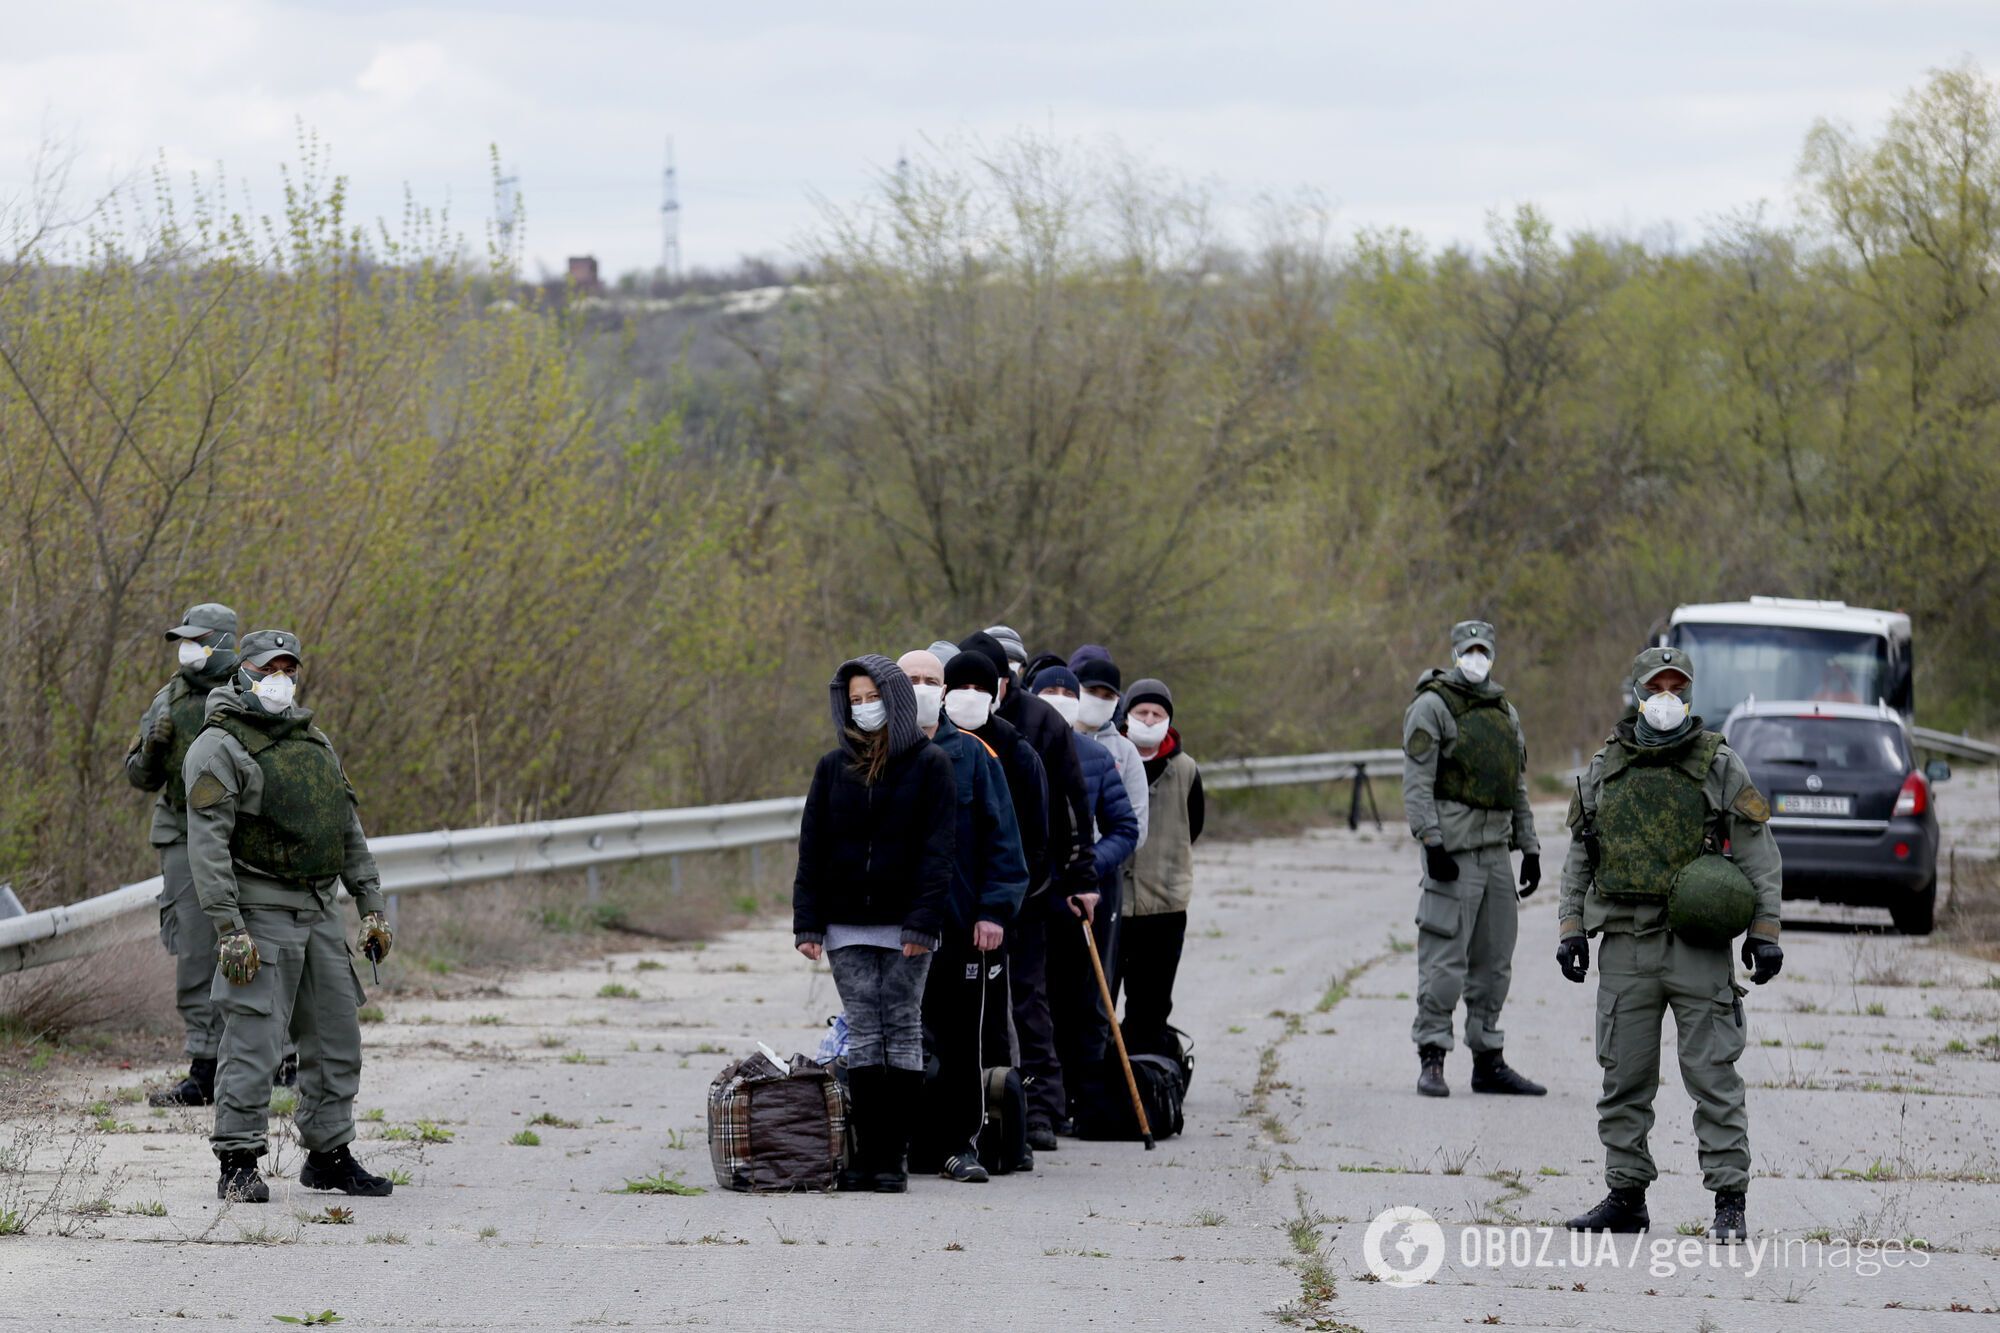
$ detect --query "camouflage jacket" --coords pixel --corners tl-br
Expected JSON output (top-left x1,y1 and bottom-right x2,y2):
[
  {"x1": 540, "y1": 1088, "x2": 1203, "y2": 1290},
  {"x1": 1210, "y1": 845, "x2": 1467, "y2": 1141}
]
[
  {"x1": 1402, "y1": 669, "x2": 1538, "y2": 855},
  {"x1": 1558, "y1": 723, "x2": 1782, "y2": 942}
]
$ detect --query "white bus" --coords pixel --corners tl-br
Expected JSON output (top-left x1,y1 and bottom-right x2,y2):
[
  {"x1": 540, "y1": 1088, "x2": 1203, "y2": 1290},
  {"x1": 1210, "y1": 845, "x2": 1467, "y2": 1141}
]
[{"x1": 1659, "y1": 597, "x2": 1914, "y2": 724}]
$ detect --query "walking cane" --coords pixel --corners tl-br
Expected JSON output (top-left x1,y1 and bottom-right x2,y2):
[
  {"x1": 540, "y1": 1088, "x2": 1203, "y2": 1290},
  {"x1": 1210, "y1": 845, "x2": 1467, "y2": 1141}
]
[{"x1": 1077, "y1": 908, "x2": 1153, "y2": 1150}]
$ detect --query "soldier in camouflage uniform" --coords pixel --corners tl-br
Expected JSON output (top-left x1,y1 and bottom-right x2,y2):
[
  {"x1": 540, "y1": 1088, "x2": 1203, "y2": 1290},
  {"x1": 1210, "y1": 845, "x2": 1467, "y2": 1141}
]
[
  {"x1": 183, "y1": 630, "x2": 396, "y2": 1203},
  {"x1": 1557, "y1": 646, "x2": 1783, "y2": 1243},
  {"x1": 127, "y1": 604, "x2": 243, "y2": 1106},
  {"x1": 1402, "y1": 620, "x2": 1545, "y2": 1098}
]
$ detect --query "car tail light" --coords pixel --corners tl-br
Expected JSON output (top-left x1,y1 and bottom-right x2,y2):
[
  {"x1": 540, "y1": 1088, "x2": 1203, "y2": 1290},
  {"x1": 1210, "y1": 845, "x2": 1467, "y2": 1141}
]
[
  {"x1": 1894, "y1": 770, "x2": 1928, "y2": 817},
  {"x1": 1894, "y1": 841, "x2": 1911, "y2": 860}
]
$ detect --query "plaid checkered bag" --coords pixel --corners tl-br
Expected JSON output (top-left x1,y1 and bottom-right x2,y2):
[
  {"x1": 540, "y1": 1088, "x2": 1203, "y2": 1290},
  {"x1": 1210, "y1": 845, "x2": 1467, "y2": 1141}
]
[{"x1": 706, "y1": 1051, "x2": 850, "y2": 1192}]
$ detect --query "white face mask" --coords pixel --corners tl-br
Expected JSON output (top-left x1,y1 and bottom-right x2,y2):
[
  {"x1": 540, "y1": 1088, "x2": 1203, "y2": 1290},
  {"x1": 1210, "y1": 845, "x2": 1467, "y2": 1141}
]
[
  {"x1": 1127, "y1": 717, "x2": 1169, "y2": 750},
  {"x1": 944, "y1": 687, "x2": 992, "y2": 731},
  {"x1": 911, "y1": 684, "x2": 943, "y2": 729},
  {"x1": 1076, "y1": 692, "x2": 1117, "y2": 730},
  {"x1": 250, "y1": 671, "x2": 296, "y2": 713},
  {"x1": 176, "y1": 639, "x2": 212, "y2": 668},
  {"x1": 1038, "y1": 691, "x2": 1081, "y2": 727},
  {"x1": 850, "y1": 699, "x2": 888, "y2": 733},
  {"x1": 1455, "y1": 651, "x2": 1492, "y2": 684},
  {"x1": 1639, "y1": 689, "x2": 1690, "y2": 732}
]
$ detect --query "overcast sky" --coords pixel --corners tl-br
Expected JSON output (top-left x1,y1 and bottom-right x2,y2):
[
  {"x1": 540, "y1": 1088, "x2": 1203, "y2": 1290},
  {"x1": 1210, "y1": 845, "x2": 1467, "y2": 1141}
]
[{"x1": 3, "y1": 2, "x2": 1996, "y2": 276}]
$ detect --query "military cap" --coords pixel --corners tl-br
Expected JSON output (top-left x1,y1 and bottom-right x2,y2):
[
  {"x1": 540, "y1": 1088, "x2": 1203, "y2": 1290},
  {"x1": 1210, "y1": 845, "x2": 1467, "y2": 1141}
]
[
  {"x1": 240, "y1": 629, "x2": 305, "y2": 669},
  {"x1": 165, "y1": 602, "x2": 239, "y2": 641},
  {"x1": 1451, "y1": 620, "x2": 1496, "y2": 654},
  {"x1": 1630, "y1": 645, "x2": 1694, "y2": 687}
]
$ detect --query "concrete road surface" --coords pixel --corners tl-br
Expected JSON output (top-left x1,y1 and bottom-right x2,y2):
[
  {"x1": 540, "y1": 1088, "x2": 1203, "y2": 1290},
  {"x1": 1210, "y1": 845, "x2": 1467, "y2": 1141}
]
[{"x1": 4, "y1": 771, "x2": 1999, "y2": 1330}]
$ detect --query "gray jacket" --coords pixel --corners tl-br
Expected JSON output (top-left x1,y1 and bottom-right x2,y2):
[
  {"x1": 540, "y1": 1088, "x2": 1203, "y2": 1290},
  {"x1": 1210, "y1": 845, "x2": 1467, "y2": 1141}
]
[
  {"x1": 1092, "y1": 721, "x2": 1150, "y2": 851},
  {"x1": 1401, "y1": 668, "x2": 1538, "y2": 856}
]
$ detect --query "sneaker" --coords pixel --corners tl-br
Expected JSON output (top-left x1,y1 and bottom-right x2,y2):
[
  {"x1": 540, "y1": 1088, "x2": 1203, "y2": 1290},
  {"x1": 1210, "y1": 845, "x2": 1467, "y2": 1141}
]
[
  {"x1": 1010, "y1": 1147, "x2": 1035, "y2": 1173},
  {"x1": 1026, "y1": 1124, "x2": 1058, "y2": 1152},
  {"x1": 941, "y1": 1154, "x2": 989, "y2": 1183},
  {"x1": 299, "y1": 1144, "x2": 393, "y2": 1197},
  {"x1": 216, "y1": 1151, "x2": 269, "y2": 1203}
]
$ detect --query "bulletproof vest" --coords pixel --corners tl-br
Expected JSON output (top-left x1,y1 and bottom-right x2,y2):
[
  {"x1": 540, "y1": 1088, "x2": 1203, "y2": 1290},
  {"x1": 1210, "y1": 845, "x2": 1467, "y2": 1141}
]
[
  {"x1": 1422, "y1": 681, "x2": 1520, "y2": 810},
  {"x1": 1593, "y1": 730, "x2": 1724, "y2": 902},
  {"x1": 161, "y1": 679, "x2": 211, "y2": 812},
  {"x1": 206, "y1": 712, "x2": 351, "y2": 882}
]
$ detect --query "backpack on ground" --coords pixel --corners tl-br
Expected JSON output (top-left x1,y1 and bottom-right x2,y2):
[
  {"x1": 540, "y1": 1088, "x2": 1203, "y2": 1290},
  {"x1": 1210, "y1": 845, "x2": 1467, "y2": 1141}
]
[
  {"x1": 706, "y1": 1049, "x2": 849, "y2": 1192},
  {"x1": 976, "y1": 1066, "x2": 1028, "y2": 1175},
  {"x1": 1070, "y1": 1053, "x2": 1185, "y2": 1141}
]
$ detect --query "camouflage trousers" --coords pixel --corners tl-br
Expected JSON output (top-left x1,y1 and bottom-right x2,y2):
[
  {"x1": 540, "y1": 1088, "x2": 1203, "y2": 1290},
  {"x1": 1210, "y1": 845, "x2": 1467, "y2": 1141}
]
[
  {"x1": 1594, "y1": 929, "x2": 1750, "y2": 1193},
  {"x1": 155, "y1": 843, "x2": 224, "y2": 1060},
  {"x1": 1411, "y1": 843, "x2": 1517, "y2": 1054},
  {"x1": 211, "y1": 905, "x2": 366, "y2": 1159}
]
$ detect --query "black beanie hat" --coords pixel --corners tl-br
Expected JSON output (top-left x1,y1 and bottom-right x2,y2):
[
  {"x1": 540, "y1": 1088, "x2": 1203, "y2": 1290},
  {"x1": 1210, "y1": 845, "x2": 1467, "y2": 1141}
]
[
  {"x1": 1076, "y1": 656, "x2": 1122, "y2": 693},
  {"x1": 958, "y1": 631, "x2": 1011, "y2": 679},
  {"x1": 945, "y1": 648, "x2": 1000, "y2": 696}
]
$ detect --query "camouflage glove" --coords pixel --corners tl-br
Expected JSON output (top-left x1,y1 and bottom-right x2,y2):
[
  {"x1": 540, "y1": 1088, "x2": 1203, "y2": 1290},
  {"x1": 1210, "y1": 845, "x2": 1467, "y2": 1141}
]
[
  {"x1": 218, "y1": 930, "x2": 260, "y2": 985},
  {"x1": 358, "y1": 912, "x2": 394, "y2": 963},
  {"x1": 146, "y1": 711, "x2": 175, "y2": 753},
  {"x1": 1423, "y1": 843, "x2": 1459, "y2": 883}
]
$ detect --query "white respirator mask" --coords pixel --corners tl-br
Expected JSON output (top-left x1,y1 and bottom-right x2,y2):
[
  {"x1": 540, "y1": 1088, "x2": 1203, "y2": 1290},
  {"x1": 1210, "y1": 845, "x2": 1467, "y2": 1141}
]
[
  {"x1": 1126, "y1": 717, "x2": 1169, "y2": 750},
  {"x1": 850, "y1": 699, "x2": 888, "y2": 733},
  {"x1": 1076, "y1": 692, "x2": 1118, "y2": 731},
  {"x1": 250, "y1": 671, "x2": 296, "y2": 713},
  {"x1": 176, "y1": 639, "x2": 213, "y2": 668},
  {"x1": 944, "y1": 687, "x2": 993, "y2": 731},
  {"x1": 911, "y1": 684, "x2": 943, "y2": 729},
  {"x1": 1639, "y1": 689, "x2": 1690, "y2": 732},
  {"x1": 1038, "y1": 692, "x2": 1081, "y2": 727},
  {"x1": 1455, "y1": 651, "x2": 1492, "y2": 685}
]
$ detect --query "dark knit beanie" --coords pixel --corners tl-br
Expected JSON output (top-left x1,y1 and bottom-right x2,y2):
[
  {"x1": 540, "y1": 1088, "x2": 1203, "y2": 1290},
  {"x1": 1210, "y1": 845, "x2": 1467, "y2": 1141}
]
[
  {"x1": 1033, "y1": 665, "x2": 1080, "y2": 695},
  {"x1": 1076, "y1": 656, "x2": 1122, "y2": 693},
  {"x1": 957, "y1": 631, "x2": 1012, "y2": 680},
  {"x1": 1125, "y1": 677, "x2": 1174, "y2": 718},
  {"x1": 944, "y1": 648, "x2": 1000, "y2": 696}
]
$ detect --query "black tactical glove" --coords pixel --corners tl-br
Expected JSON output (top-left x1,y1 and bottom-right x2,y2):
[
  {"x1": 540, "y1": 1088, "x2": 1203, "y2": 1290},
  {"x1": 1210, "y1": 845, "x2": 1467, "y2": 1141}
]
[
  {"x1": 1423, "y1": 843, "x2": 1459, "y2": 883},
  {"x1": 1517, "y1": 852, "x2": 1542, "y2": 899},
  {"x1": 1557, "y1": 935, "x2": 1589, "y2": 984},
  {"x1": 1741, "y1": 937, "x2": 1783, "y2": 985}
]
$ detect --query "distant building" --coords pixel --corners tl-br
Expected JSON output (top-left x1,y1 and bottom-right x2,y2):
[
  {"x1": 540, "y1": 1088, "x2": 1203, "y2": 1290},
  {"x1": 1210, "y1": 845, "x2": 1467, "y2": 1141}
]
[{"x1": 567, "y1": 256, "x2": 602, "y2": 295}]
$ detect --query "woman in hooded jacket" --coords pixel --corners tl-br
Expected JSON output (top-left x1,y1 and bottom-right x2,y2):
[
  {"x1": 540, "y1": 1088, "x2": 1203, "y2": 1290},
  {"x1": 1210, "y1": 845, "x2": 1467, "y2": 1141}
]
[{"x1": 793, "y1": 655, "x2": 957, "y2": 1192}]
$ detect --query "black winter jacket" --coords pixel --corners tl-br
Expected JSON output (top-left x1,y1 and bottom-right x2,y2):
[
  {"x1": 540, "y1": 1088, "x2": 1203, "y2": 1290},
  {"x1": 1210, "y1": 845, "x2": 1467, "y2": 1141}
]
[
  {"x1": 998, "y1": 688, "x2": 1094, "y2": 892},
  {"x1": 792, "y1": 742, "x2": 956, "y2": 949},
  {"x1": 973, "y1": 712, "x2": 1048, "y2": 893}
]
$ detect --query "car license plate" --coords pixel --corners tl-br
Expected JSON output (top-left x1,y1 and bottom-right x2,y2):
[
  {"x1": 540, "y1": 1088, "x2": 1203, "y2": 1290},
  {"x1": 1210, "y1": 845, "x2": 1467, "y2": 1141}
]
[{"x1": 1775, "y1": 793, "x2": 1853, "y2": 817}]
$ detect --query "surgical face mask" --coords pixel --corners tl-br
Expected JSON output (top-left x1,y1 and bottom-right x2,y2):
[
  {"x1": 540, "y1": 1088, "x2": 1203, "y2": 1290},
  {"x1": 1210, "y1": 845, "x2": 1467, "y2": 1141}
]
[
  {"x1": 1639, "y1": 689, "x2": 1690, "y2": 732},
  {"x1": 176, "y1": 639, "x2": 212, "y2": 669},
  {"x1": 850, "y1": 699, "x2": 888, "y2": 733},
  {"x1": 911, "y1": 684, "x2": 943, "y2": 729},
  {"x1": 249, "y1": 670, "x2": 296, "y2": 713},
  {"x1": 1455, "y1": 651, "x2": 1492, "y2": 684},
  {"x1": 1076, "y1": 692, "x2": 1117, "y2": 730},
  {"x1": 944, "y1": 687, "x2": 992, "y2": 731},
  {"x1": 1127, "y1": 717, "x2": 1169, "y2": 750},
  {"x1": 1038, "y1": 691, "x2": 1081, "y2": 727}
]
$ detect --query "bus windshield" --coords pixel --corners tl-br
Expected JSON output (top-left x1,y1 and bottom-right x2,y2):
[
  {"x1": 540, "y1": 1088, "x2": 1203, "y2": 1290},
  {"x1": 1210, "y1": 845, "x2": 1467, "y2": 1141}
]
[{"x1": 1668, "y1": 622, "x2": 1892, "y2": 722}]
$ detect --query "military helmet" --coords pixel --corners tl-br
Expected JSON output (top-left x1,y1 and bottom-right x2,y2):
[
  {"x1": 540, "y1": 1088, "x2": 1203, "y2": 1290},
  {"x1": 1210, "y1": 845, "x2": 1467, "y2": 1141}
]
[
  {"x1": 240, "y1": 629, "x2": 305, "y2": 669},
  {"x1": 165, "y1": 602, "x2": 238, "y2": 643},
  {"x1": 1667, "y1": 852, "x2": 1756, "y2": 947},
  {"x1": 1451, "y1": 620, "x2": 1496, "y2": 654}
]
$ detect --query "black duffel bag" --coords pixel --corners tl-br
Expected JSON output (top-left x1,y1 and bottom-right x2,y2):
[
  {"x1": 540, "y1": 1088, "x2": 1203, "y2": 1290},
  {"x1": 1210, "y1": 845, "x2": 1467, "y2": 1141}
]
[{"x1": 1071, "y1": 1054, "x2": 1184, "y2": 1141}]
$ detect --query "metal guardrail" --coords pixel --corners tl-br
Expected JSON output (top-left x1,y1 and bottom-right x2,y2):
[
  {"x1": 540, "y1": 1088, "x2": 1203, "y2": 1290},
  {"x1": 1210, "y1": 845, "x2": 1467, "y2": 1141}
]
[{"x1": 1911, "y1": 725, "x2": 2000, "y2": 764}]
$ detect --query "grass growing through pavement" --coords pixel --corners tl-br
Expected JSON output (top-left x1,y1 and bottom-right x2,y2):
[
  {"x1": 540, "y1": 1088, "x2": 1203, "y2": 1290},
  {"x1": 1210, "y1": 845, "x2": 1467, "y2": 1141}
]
[
  {"x1": 617, "y1": 1170, "x2": 705, "y2": 1196},
  {"x1": 509, "y1": 1130, "x2": 540, "y2": 1147}
]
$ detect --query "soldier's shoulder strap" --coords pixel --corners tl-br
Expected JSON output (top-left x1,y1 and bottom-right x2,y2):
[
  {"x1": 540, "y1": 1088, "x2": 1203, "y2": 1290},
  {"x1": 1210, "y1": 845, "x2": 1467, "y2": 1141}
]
[{"x1": 205, "y1": 710, "x2": 276, "y2": 756}]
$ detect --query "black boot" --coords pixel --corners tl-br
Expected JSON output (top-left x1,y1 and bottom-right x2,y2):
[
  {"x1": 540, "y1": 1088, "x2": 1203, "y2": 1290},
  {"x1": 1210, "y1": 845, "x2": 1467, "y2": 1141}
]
[
  {"x1": 1470, "y1": 1049, "x2": 1547, "y2": 1096},
  {"x1": 300, "y1": 1144, "x2": 393, "y2": 1197},
  {"x1": 1025, "y1": 1123, "x2": 1058, "y2": 1152},
  {"x1": 149, "y1": 1057, "x2": 217, "y2": 1108},
  {"x1": 871, "y1": 1068, "x2": 920, "y2": 1193},
  {"x1": 838, "y1": 1066, "x2": 879, "y2": 1192},
  {"x1": 273, "y1": 1052, "x2": 299, "y2": 1088},
  {"x1": 1417, "y1": 1045, "x2": 1449, "y2": 1097},
  {"x1": 216, "y1": 1150, "x2": 269, "y2": 1203},
  {"x1": 1712, "y1": 1190, "x2": 1747, "y2": 1244},
  {"x1": 1566, "y1": 1186, "x2": 1649, "y2": 1233}
]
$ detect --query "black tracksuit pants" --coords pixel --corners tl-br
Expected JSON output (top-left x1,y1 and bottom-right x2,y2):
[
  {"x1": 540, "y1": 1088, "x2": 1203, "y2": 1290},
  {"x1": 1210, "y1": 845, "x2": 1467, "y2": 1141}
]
[
  {"x1": 1115, "y1": 910, "x2": 1187, "y2": 1057},
  {"x1": 1046, "y1": 892, "x2": 1118, "y2": 1124},
  {"x1": 917, "y1": 936, "x2": 1011, "y2": 1165}
]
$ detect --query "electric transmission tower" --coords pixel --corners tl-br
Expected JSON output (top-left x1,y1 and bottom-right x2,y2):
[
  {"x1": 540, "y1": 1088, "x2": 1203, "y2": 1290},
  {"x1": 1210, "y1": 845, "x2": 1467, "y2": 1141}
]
[{"x1": 660, "y1": 137, "x2": 682, "y2": 282}]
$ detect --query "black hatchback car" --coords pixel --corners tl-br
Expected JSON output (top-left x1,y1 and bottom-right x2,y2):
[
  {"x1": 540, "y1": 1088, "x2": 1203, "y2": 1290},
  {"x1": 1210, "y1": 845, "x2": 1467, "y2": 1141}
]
[{"x1": 1721, "y1": 701, "x2": 1949, "y2": 934}]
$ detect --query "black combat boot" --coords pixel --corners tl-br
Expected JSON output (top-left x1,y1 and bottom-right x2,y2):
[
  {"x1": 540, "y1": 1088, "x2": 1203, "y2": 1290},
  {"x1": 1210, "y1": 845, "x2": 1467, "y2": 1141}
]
[
  {"x1": 1712, "y1": 1190, "x2": 1747, "y2": 1243},
  {"x1": 838, "y1": 1065, "x2": 879, "y2": 1192},
  {"x1": 300, "y1": 1144, "x2": 394, "y2": 1197},
  {"x1": 1566, "y1": 1186, "x2": 1649, "y2": 1233},
  {"x1": 149, "y1": 1057, "x2": 217, "y2": 1108},
  {"x1": 1417, "y1": 1045, "x2": 1449, "y2": 1097},
  {"x1": 1470, "y1": 1049, "x2": 1547, "y2": 1096},
  {"x1": 216, "y1": 1150, "x2": 270, "y2": 1203},
  {"x1": 273, "y1": 1052, "x2": 299, "y2": 1088}
]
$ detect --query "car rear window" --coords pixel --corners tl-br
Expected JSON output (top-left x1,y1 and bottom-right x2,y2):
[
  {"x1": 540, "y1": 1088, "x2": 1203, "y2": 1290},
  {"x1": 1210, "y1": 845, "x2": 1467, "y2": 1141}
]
[{"x1": 1728, "y1": 717, "x2": 1907, "y2": 773}]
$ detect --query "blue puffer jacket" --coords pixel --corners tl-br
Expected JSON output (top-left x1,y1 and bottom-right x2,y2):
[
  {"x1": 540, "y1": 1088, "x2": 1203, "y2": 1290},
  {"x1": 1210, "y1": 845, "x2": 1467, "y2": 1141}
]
[{"x1": 1074, "y1": 732, "x2": 1140, "y2": 887}]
